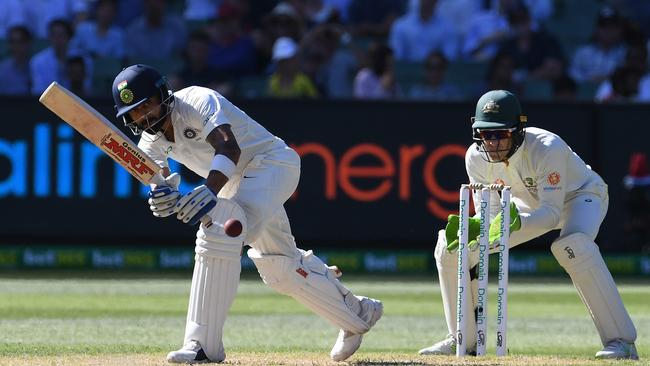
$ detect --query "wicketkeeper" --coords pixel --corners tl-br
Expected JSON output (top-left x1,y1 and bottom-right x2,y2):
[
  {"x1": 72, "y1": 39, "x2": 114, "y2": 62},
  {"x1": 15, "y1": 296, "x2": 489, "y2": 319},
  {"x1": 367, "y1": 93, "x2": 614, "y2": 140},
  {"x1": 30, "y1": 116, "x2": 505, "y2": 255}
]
[
  {"x1": 419, "y1": 90, "x2": 638, "y2": 360},
  {"x1": 111, "y1": 64, "x2": 382, "y2": 363}
]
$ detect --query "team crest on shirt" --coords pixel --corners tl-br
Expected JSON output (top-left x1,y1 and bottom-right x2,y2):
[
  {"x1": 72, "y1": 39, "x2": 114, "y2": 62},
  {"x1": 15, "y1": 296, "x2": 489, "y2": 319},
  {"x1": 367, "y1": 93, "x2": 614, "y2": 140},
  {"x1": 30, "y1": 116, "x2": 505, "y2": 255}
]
[
  {"x1": 548, "y1": 172, "x2": 561, "y2": 185},
  {"x1": 183, "y1": 128, "x2": 199, "y2": 139},
  {"x1": 524, "y1": 177, "x2": 535, "y2": 187}
]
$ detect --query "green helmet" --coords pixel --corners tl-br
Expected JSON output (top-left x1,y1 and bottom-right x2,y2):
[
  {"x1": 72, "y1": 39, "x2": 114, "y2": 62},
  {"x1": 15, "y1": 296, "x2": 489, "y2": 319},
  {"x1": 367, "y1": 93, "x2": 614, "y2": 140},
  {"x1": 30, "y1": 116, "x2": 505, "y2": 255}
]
[
  {"x1": 471, "y1": 90, "x2": 526, "y2": 129},
  {"x1": 471, "y1": 90, "x2": 527, "y2": 162}
]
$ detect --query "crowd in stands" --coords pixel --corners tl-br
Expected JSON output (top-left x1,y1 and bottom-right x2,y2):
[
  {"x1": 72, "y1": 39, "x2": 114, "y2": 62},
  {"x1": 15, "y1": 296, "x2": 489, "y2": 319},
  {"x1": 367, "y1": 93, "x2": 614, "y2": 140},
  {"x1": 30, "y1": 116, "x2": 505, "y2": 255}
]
[{"x1": 2, "y1": 0, "x2": 650, "y2": 102}]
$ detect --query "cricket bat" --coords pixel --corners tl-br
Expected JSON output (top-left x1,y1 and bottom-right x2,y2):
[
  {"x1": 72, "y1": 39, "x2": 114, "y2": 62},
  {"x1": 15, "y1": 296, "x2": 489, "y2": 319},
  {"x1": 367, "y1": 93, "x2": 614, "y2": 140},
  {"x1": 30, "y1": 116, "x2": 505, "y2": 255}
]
[{"x1": 39, "y1": 81, "x2": 213, "y2": 226}]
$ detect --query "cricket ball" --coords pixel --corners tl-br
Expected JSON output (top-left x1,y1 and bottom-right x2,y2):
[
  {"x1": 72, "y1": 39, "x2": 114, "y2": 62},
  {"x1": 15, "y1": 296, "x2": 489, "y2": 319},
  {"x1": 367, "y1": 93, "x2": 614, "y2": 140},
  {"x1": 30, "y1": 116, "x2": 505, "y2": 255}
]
[{"x1": 224, "y1": 219, "x2": 243, "y2": 237}]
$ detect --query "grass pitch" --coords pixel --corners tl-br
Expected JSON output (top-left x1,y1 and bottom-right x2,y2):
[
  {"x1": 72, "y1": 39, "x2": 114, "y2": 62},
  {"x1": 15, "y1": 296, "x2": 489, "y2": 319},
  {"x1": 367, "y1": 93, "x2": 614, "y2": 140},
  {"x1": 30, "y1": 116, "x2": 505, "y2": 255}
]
[{"x1": 0, "y1": 273, "x2": 647, "y2": 365}]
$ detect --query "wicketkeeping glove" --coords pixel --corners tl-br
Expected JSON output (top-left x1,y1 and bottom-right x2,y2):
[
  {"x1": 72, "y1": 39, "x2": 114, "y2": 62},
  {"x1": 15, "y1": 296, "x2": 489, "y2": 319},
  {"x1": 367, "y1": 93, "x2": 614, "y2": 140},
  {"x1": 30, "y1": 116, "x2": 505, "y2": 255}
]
[
  {"x1": 148, "y1": 173, "x2": 181, "y2": 218},
  {"x1": 488, "y1": 202, "x2": 521, "y2": 246},
  {"x1": 445, "y1": 214, "x2": 481, "y2": 252}
]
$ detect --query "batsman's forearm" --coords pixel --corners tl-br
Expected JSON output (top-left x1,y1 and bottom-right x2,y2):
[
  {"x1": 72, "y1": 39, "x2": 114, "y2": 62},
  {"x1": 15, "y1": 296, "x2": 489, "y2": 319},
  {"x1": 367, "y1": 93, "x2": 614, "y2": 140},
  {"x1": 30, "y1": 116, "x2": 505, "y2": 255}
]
[{"x1": 206, "y1": 170, "x2": 228, "y2": 195}]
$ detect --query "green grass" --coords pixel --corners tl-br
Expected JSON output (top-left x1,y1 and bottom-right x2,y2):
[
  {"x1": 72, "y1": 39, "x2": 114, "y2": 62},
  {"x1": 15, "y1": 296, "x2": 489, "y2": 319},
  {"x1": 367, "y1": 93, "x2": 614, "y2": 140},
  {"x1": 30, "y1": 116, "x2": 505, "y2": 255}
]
[{"x1": 0, "y1": 274, "x2": 647, "y2": 365}]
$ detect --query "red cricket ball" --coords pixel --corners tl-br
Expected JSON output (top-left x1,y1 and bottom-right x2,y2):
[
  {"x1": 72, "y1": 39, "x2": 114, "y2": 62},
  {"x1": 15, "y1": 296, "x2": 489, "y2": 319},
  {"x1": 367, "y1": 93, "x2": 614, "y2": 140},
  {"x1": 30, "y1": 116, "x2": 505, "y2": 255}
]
[{"x1": 224, "y1": 219, "x2": 243, "y2": 237}]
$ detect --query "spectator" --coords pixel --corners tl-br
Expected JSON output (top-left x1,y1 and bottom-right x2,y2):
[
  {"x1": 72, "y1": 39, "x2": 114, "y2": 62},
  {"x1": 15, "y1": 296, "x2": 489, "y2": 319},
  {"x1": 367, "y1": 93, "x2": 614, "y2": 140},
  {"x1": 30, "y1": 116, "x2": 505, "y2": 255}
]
[
  {"x1": 462, "y1": 0, "x2": 511, "y2": 61},
  {"x1": 25, "y1": 0, "x2": 89, "y2": 39},
  {"x1": 353, "y1": 42, "x2": 399, "y2": 99},
  {"x1": 299, "y1": 24, "x2": 358, "y2": 97},
  {"x1": 169, "y1": 30, "x2": 233, "y2": 96},
  {"x1": 498, "y1": 5, "x2": 564, "y2": 82},
  {"x1": 205, "y1": 2, "x2": 257, "y2": 78},
  {"x1": 570, "y1": 6, "x2": 627, "y2": 83},
  {"x1": 389, "y1": 0, "x2": 459, "y2": 62},
  {"x1": 30, "y1": 19, "x2": 92, "y2": 95},
  {"x1": 254, "y1": 2, "x2": 305, "y2": 71},
  {"x1": 69, "y1": 0, "x2": 125, "y2": 59},
  {"x1": 552, "y1": 74, "x2": 578, "y2": 101},
  {"x1": 63, "y1": 55, "x2": 91, "y2": 96},
  {"x1": 0, "y1": 0, "x2": 27, "y2": 40},
  {"x1": 596, "y1": 42, "x2": 648, "y2": 102},
  {"x1": 476, "y1": 51, "x2": 522, "y2": 96},
  {"x1": 347, "y1": 0, "x2": 407, "y2": 38},
  {"x1": 409, "y1": 51, "x2": 462, "y2": 100},
  {"x1": 0, "y1": 25, "x2": 32, "y2": 96},
  {"x1": 301, "y1": 0, "x2": 342, "y2": 28},
  {"x1": 114, "y1": 0, "x2": 144, "y2": 27},
  {"x1": 267, "y1": 37, "x2": 319, "y2": 98},
  {"x1": 125, "y1": 0, "x2": 187, "y2": 61}
]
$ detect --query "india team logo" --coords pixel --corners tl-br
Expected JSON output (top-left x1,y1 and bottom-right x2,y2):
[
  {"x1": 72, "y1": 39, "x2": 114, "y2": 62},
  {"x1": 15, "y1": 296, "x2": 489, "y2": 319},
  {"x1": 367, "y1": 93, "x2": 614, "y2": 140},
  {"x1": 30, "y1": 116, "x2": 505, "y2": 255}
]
[
  {"x1": 548, "y1": 172, "x2": 561, "y2": 185},
  {"x1": 183, "y1": 128, "x2": 198, "y2": 139},
  {"x1": 119, "y1": 88, "x2": 133, "y2": 104}
]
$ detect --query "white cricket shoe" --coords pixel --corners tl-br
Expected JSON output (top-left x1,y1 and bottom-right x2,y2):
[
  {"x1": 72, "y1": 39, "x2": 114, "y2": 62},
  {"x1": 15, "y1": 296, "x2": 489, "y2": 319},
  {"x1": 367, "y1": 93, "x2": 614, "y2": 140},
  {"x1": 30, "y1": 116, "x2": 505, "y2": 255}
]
[
  {"x1": 595, "y1": 339, "x2": 639, "y2": 360},
  {"x1": 330, "y1": 296, "x2": 383, "y2": 362},
  {"x1": 166, "y1": 340, "x2": 210, "y2": 364},
  {"x1": 418, "y1": 334, "x2": 476, "y2": 356}
]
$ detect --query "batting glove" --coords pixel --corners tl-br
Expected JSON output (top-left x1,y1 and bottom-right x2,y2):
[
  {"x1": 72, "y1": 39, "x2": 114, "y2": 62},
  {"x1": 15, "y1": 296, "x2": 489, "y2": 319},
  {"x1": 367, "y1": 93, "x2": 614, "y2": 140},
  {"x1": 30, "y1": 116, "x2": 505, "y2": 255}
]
[
  {"x1": 175, "y1": 185, "x2": 217, "y2": 225},
  {"x1": 148, "y1": 173, "x2": 181, "y2": 218}
]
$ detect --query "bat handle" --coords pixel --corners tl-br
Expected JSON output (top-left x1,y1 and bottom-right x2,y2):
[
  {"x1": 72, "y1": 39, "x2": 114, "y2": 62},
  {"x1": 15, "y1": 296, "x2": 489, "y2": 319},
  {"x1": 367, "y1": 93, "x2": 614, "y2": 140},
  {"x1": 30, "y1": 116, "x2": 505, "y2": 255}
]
[{"x1": 200, "y1": 215, "x2": 213, "y2": 228}]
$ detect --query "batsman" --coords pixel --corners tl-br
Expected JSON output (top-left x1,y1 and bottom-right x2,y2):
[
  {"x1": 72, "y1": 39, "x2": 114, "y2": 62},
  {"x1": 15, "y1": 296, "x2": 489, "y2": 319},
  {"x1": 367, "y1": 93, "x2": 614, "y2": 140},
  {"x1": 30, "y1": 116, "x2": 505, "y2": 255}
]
[
  {"x1": 419, "y1": 90, "x2": 638, "y2": 359},
  {"x1": 111, "y1": 64, "x2": 382, "y2": 363}
]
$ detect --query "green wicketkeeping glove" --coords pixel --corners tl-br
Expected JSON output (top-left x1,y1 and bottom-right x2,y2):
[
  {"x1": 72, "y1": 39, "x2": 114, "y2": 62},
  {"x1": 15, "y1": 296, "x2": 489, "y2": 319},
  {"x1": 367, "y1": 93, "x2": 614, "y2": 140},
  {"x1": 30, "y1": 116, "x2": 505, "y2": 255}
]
[
  {"x1": 445, "y1": 214, "x2": 481, "y2": 252},
  {"x1": 488, "y1": 202, "x2": 522, "y2": 245}
]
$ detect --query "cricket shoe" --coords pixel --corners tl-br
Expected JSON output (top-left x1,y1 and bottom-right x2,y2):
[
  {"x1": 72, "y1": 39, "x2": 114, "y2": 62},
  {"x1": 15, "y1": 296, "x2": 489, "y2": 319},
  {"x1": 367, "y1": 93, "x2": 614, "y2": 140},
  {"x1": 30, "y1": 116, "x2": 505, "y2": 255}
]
[
  {"x1": 418, "y1": 334, "x2": 476, "y2": 356},
  {"x1": 166, "y1": 340, "x2": 211, "y2": 364},
  {"x1": 330, "y1": 296, "x2": 383, "y2": 362},
  {"x1": 595, "y1": 339, "x2": 639, "y2": 360}
]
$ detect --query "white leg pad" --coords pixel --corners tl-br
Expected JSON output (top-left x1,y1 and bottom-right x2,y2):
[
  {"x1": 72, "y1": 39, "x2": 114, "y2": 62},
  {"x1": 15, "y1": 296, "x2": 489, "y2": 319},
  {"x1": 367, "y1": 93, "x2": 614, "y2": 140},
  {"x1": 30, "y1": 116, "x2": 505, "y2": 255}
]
[
  {"x1": 434, "y1": 230, "x2": 478, "y2": 349},
  {"x1": 551, "y1": 233, "x2": 637, "y2": 345},
  {"x1": 247, "y1": 248, "x2": 370, "y2": 334},
  {"x1": 183, "y1": 199, "x2": 247, "y2": 362},
  {"x1": 196, "y1": 198, "x2": 248, "y2": 256}
]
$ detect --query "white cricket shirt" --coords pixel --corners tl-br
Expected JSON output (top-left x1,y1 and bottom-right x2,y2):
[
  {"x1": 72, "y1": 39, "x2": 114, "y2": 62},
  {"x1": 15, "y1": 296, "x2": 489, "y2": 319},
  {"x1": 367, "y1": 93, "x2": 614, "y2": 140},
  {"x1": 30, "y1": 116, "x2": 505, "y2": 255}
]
[
  {"x1": 466, "y1": 127, "x2": 607, "y2": 234},
  {"x1": 138, "y1": 86, "x2": 286, "y2": 178}
]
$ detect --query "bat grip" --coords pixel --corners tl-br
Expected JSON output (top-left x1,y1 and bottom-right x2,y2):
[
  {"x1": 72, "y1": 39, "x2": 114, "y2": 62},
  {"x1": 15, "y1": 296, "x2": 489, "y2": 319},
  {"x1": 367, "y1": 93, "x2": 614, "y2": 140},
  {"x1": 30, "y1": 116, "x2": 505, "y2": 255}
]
[{"x1": 200, "y1": 215, "x2": 213, "y2": 228}]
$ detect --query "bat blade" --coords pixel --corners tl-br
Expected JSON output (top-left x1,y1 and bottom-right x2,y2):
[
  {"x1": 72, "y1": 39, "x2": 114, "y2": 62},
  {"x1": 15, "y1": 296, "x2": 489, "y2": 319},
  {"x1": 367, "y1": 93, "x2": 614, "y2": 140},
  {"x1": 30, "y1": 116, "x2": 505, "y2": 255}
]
[{"x1": 39, "y1": 82, "x2": 160, "y2": 185}]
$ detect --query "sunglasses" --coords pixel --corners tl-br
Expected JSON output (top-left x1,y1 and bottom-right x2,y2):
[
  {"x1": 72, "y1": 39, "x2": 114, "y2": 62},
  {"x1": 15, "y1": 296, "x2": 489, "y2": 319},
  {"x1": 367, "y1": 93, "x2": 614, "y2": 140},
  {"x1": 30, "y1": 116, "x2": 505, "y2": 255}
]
[{"x1": 476, "y1": 128, "x2": 516, "y2": 140}]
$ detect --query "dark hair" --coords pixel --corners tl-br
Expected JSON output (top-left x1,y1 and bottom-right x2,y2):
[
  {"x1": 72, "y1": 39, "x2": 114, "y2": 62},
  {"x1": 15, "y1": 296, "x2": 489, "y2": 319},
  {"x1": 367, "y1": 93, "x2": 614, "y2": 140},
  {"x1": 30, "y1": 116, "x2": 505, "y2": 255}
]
[
  {"x1": 188, "y1": 29, "x2": 211, "y2": 43},
  {"x1": 6, "y1": 25, "x2": 32, "y2": 41},
  {"x1": 48, "y1": 18, "x2": 74, "y2": 38},
  {"x1": 425, "y1": 50, "x2": 448, "y2": 70},
  {"x1": 367, "y1": 43, "x2": 393, "y2": 76}
]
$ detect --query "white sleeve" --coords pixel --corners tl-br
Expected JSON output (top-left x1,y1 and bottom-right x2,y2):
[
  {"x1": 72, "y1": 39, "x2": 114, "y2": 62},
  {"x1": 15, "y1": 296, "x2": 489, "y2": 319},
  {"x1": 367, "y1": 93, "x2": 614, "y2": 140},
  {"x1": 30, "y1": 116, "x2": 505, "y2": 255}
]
[
  {"x1": 138, "y1": 136, "x2": 168, "y2": 169},
  {"x1": 187, "y1": 91, "x2": 230, "y2": 141},
  {"x1": 519, "y1": 140, "x2": 566, "y2": 232}
]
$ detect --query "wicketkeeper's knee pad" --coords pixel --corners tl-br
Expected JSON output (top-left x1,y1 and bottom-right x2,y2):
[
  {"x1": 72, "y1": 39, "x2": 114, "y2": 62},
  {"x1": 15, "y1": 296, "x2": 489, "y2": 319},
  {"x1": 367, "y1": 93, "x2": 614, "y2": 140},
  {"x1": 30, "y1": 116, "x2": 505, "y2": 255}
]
[
  {"x1": 551, "y1": 233, "x2": 636, "y2": 345},
  {"x1": 195, "y1": 198, "x2": 247, "y2": 258},
  {"x1": 248, "y1": 248, "x2": 370, "y2": 334}
]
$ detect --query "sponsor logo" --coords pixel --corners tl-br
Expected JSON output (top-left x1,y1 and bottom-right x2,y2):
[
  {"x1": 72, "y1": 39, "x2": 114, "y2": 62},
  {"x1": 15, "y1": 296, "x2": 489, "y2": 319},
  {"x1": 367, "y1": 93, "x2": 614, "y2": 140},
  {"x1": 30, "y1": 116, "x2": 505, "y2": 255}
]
[
  {"x1": 183, "y1": 128, "x2": 198, "y2": 139},
  {"x1": 100, "y1": 134, "x2": 155, "y2": 176},
  {"x1": 296, "y1": 267, "x2": 308, "y2": 278},
  {"x1": 482, "y1": 100, "x2": 500, "y2": 113},
  {"x1": 477, "y1": 330, "x2": 486, "y2": 346},
  {"x1": 165, "y1": 146, "x2": 173, "y2": 155},
  {"x1": 496, "y1": 331, "x2": 503, "y2": 347},
  {"x1": 202, "y1": 111, "x2": 216, "y2": 126},
  {"x1": 585, "y1": 198, "x2": 592, "y2": 202},
  {"x1": 564, "y1": 246, "x2": 576, "y2": 259},
  {"x1": 524, "y1": 177, "x2": 536, "y2": 187},
  {"x1": 547, "y1": 172, "x2": 561, "y2": 185},
  {"x1": 120, "y1": 88, "x2": 134, "y2": 104}
]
